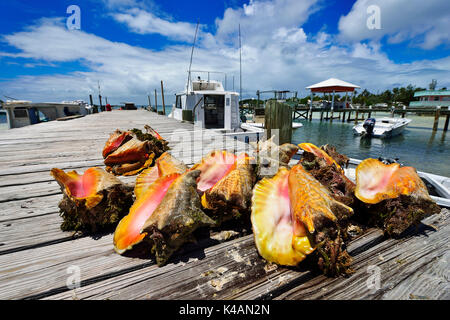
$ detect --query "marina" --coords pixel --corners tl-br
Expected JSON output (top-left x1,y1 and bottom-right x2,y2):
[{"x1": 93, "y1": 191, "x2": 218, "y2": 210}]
[{"x1": 0, "y1": 110, "x2": 448, "y2": 300}]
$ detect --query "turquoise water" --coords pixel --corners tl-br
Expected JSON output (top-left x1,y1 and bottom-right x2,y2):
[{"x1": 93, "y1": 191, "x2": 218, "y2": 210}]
[{"x1": 292, "y1": 112, "x2": 449, "y2": 177}]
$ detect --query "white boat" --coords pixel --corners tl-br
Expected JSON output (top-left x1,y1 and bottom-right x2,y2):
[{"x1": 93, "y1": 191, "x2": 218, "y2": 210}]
[
  {"x1": 353, "y1": 117, "x2": 411, "y2": 138},
  {"x1": 1, "y1": 100, "x2": 89, "y2": 129},
  {"x1": 168, "y1": 72, "x2": 264, "y2": 141},
  {"x1": 241, "y1": 121, "x2": 303, "y2": 130}
]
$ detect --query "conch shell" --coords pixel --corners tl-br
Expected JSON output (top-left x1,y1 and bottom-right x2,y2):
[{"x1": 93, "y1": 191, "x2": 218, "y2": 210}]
[
  {"x1": 141, "y1": 170, "x2": 215, "y2": 266},
  {"x1": 251, "y1": 168, "x2": 314, "y2": 266},
  {"x1": 251, "y1": 164, "x2": 353, "y2": 268},
  {"x1": 113, "y1": 173, "x2": 180, "y2": 254},
  {"x1": 299, "y1": 143, "x2": 355, "y2": 207},
  {"x1": 299, "y1": 142, "x2": 343, "y2": 173},
  {"x1": 354, "y1": 158, "x2": 441, "y2": 236},
  {"x1": 134, "y1": 152, "x2": 187, "y2": 199},
  {"x1": 51, "y1": 167, "x2": 133, "y2": 232},
  {"x1": 102, "y1": 130, "x2": 132, "y2": 158},
  {"x1": 355, "y1": 158, "x2": 431, "y2": 204},
  {"x1": 251, "y1": 135, "x2": 299, "y2": 177},
  {"x1": 192, "y1": 151, "x2": 255, "y2": 221},
  {"x1": 103, "y1": 126, "x2": 169, "y2": 176}
]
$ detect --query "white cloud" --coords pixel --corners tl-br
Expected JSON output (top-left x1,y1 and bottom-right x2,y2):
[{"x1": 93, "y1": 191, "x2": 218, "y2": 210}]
[
  {"x1": 1, "y1": 0, "x2": 449, "y2": 105},
  {"x1": 112, "y1": 8, "x2": 200, "y2": 41},
  {"x1": 338, "y1": 0, "x2": 450, "y2": 49}
]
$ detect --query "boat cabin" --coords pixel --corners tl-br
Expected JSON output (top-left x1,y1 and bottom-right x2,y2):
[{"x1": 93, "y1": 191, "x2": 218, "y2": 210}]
[{"x1": 170, "y1": 75, "x2": 240, "y2": 130}]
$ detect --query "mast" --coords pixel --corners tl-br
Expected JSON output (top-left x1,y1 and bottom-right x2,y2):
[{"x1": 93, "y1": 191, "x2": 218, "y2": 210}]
[
  {"x1": 187, "y1": 20, "x2": 200, "y2": 94},
  {"x1": 239, "y1": 24, "x2": 242, "y2": 100}
]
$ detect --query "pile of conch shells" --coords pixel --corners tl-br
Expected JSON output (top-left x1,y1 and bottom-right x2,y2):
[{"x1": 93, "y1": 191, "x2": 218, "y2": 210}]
[
  {"x1": 51, "y1": 126, "x2": 441, "y2": 275},
  {"x1": 102, "y1": 125, "x2": 169, "y2": 176}
]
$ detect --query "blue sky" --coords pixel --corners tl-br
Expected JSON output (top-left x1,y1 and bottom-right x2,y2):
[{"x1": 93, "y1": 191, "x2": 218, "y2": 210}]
[{"x1": 1, "y1": 0, "x2": 449, "y2": 104}]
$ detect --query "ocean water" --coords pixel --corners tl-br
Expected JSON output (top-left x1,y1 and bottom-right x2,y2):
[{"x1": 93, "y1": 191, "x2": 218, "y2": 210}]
[{"x1": 292, "y1": 112, "x2": 449, "y2": 177}]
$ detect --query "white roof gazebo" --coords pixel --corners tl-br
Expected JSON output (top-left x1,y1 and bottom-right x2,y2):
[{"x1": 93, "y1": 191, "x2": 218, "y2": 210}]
[{"x1": 306, "y1": 78, "x2": 360, "y2": 109}]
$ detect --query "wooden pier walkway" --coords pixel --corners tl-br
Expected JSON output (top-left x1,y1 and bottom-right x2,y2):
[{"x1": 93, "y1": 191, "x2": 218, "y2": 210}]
[{"x1": 0, "y1": 110, "x2": 448, "y2": 300}]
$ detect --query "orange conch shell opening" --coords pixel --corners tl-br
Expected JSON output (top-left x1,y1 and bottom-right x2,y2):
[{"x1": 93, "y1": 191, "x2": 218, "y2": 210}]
[
  {"x1": 50, "y1": 167, "x2": 115, "y2": 209},
  {"x1": 354, "y1": 158, "x2": 431, "y2": 204},
  {"x1": 251, "y1": 167, "x2": 314, "y2": 266},
  {"x1": 113, "y1": 173, "x2": 179, "y2": 253},
  {"x1": 102, "y1": 130, "x2": 131, "y2": 158}
]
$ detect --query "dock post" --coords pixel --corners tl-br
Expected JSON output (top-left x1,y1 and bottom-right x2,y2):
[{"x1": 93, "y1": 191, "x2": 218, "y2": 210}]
[
  {"x1": 355, "y1": 107, "x2": 359, "y2": 125},
  {"x1": 147, "y1": 95, "x2": 152, "y2": 111},
  {"x1": 154, "y1": 89, "x2": 158, "y2": 113},
  {"x1": 402, "y1": 105, "x2": 406, "y2": 118},
  {"x1": 433, "y1": 106, "x2": 441, "y2": 131},
  {"x1": 89, "y1": 94, "x2": 98, "y2": 113},
  {"x1": 99, "y1": 95, "x2": 103, "y2": 112},
  {"x1": 265, "y1": 100, "x2": 292, "y2": 144},
  {"x1": 309, "y1": 105, "x2": 313, "y2": 121},
  {"x1": 368, "y1": 106, "x2": 372, "y2": 118},
  {"x1": 342, "y1": 109, "x2": 345, "y2": 122},
  {"x1": 444, "y1": 114, "x2": 449, "y2": 132},
  {"x1": 320, "y1": 109, "x2": 324, "y2": 122},
  {"x1": 161, "y1": 80, "x2": 166, "y2": 115},
  {"x1": 330, "y1": 90, "x2": 335, "y2": 122}
]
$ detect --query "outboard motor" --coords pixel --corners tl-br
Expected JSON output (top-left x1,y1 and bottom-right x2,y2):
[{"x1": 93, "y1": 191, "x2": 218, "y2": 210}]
[{"x1": 363, "y1": 118, "x2": 376, "y2": 136}]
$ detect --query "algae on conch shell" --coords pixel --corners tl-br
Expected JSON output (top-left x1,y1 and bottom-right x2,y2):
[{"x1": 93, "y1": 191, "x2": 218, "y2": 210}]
[
  {"x1": 51, "y1": 167, "x2": 134, "y2": 233},
  {"x1": 299, "y1": 143, "x2": 356, "y2": 208}
]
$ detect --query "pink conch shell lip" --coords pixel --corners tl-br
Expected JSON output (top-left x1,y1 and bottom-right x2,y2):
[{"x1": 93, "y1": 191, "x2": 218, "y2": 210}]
[{"x1": 191, "y1": 151, "x2": 238, "y2": 192}]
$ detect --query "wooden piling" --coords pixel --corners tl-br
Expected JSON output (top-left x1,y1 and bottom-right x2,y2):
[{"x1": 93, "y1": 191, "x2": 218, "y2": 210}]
[
  {"x1": 355, "y1": 109, "x2": 359, "y2": 124},
  {"x1": 309, "y1": 107, "x2": 313, "y2": 121},
  {"x1": 342, "y1": 110, "x2": 346, "y2": 122},
  {"x1": 154, "y1": 89, "x2": 158, "y2": 113},
  {"x1": 320, "y1": 109, "x2": 324, "y2": 121},
  {"x1": 147, "y1": 95, "x2": 152, "y2": 111},
  {"x1": 433, "y1": 107, "x2": 441, "y2": 131},
  {"x1": 160, "y1": 80, "x2": 166, "y2": 115},
  {"x1": 99, "y1": 95, "x2": 103, "y2": 111},
  {"x1": 444, "y1": 114, "x2": 449, "y2": 132},
  {"x1": 264, "y1": 100, "x2": 292, "y2": 144}
]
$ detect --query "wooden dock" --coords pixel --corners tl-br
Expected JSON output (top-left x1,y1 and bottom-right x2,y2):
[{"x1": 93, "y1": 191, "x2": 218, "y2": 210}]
[{"x1": 0, "y1": 110, "x2": 448, "y2": 300}]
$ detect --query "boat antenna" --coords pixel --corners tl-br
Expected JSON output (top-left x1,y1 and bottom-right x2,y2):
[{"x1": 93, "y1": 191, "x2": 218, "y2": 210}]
[
  {"x1": 187, "y1": 20, "x2": 200, "y2": 94},
  {"x1": 239, "y1": 24, "x2": 242, "y2": 101},
  {"x1": 97, "y1": 80, "x2": 101, "y2": 96}
]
